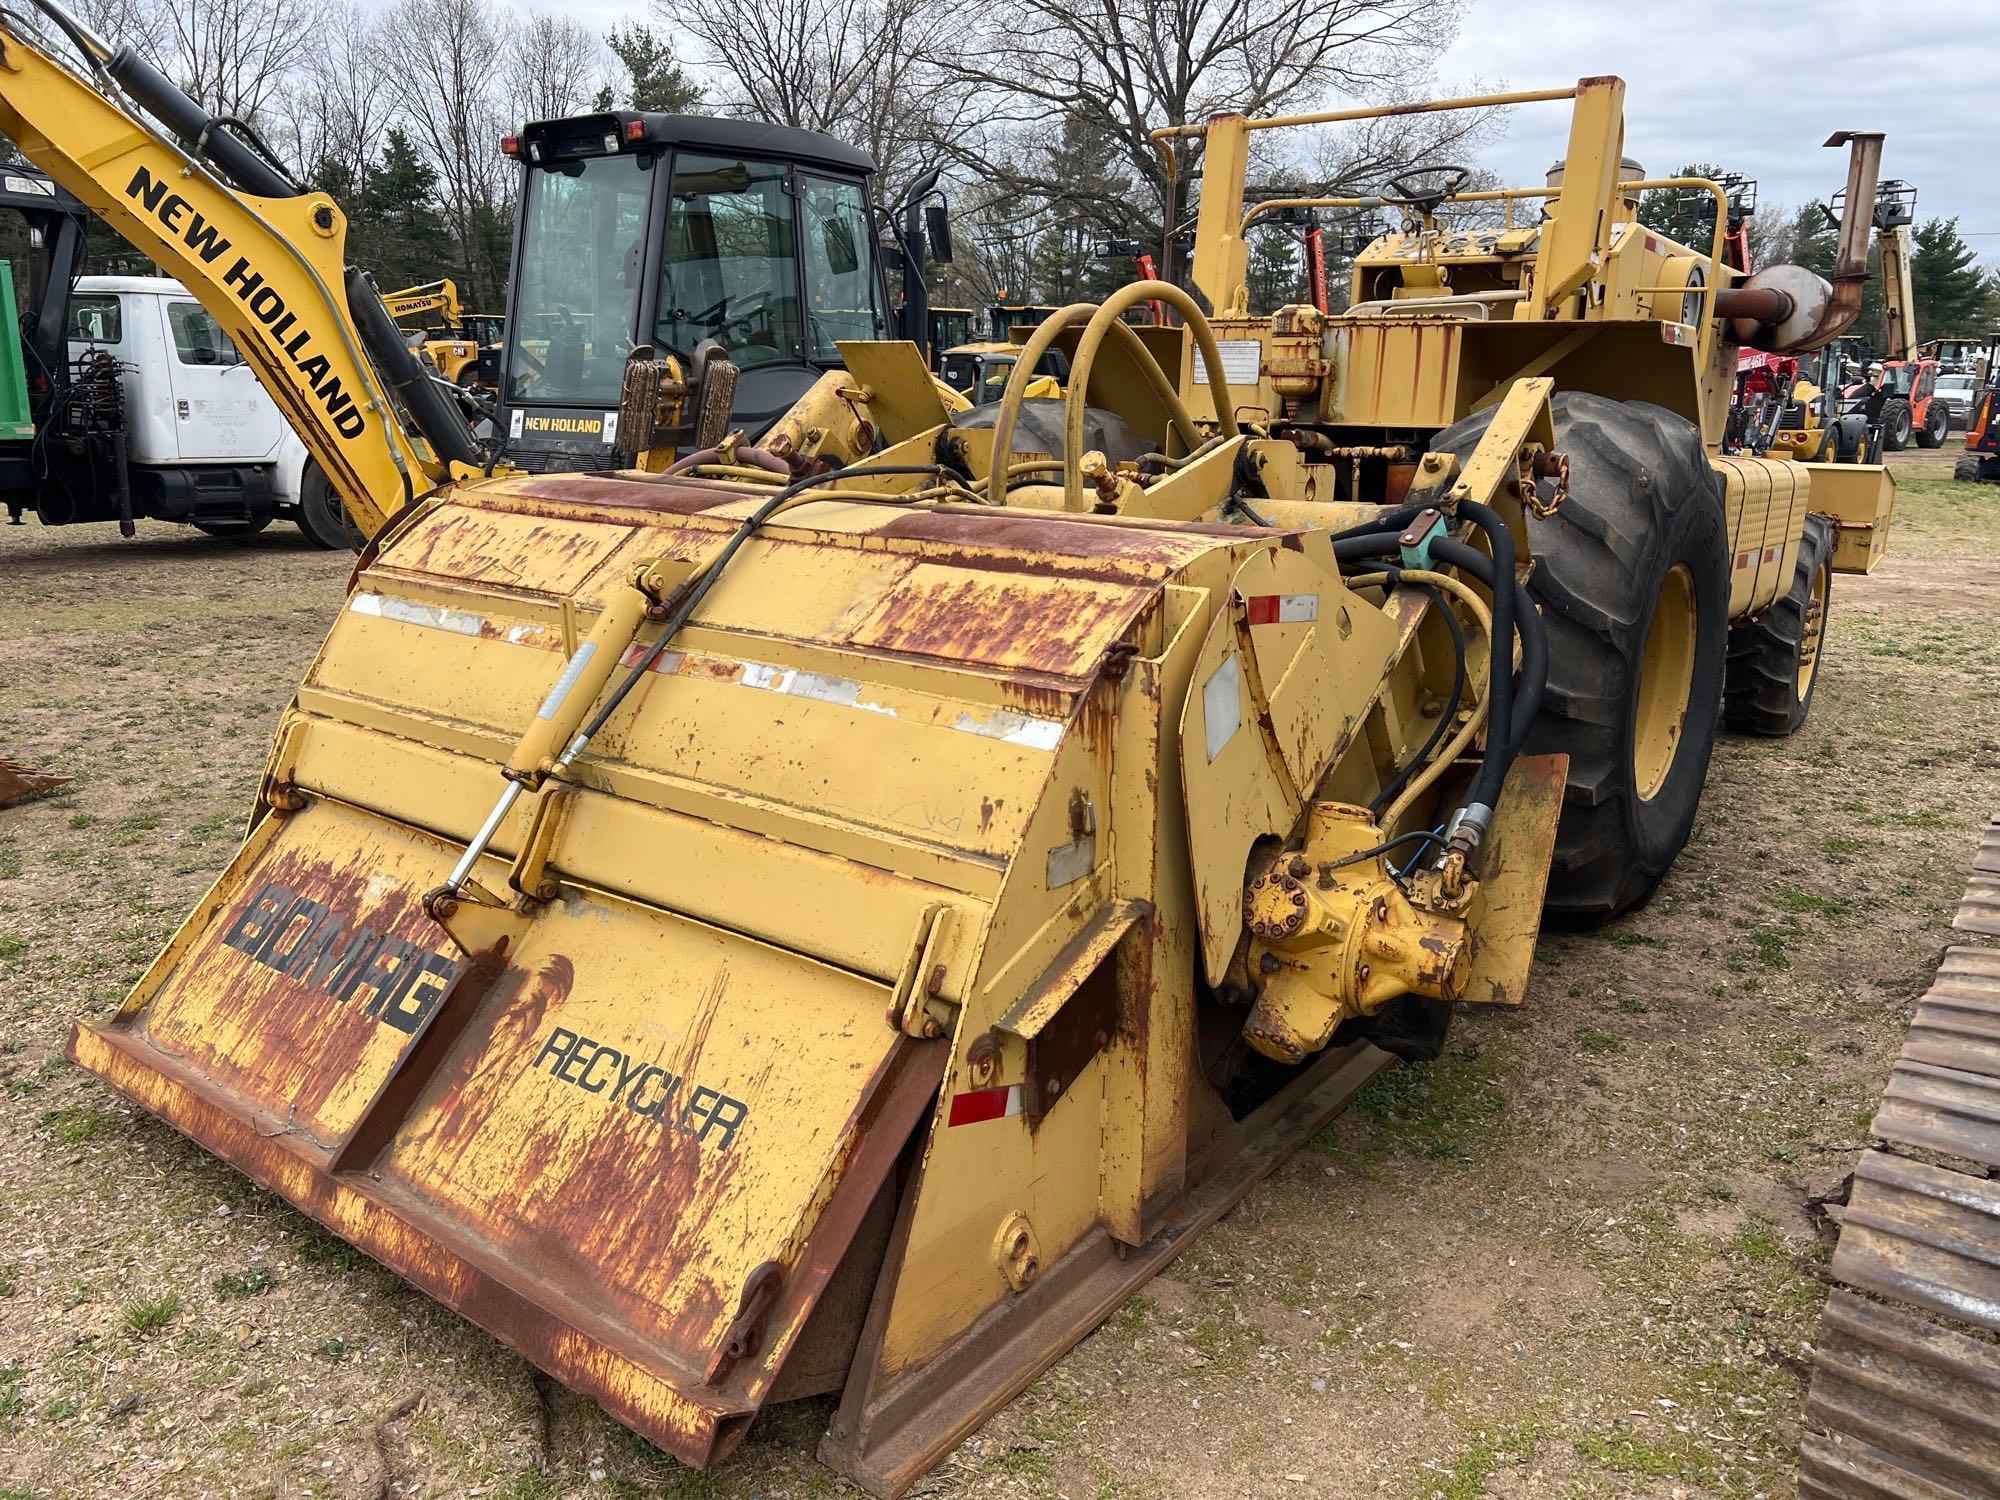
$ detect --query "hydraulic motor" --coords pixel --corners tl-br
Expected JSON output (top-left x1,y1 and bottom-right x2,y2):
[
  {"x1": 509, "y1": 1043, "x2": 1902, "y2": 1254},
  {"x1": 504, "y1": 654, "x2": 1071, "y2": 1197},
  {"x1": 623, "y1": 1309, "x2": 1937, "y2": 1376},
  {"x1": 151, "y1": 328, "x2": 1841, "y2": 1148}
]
[{"x1": 1242, "y1": 803, "x2": 1470, "y2": 1063}]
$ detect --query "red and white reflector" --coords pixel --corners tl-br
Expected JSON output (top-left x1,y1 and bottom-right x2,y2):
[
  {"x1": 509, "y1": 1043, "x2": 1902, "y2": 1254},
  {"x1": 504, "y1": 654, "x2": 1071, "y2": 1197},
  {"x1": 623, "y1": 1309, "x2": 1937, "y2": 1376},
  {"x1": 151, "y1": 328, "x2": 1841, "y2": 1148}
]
[
  {"x1": 946, "y1": 1084, "x2": 1023, "y2": 1127},
  {"x1": 1243, "y1": 592, "x2": 1318, "y2": 626}
]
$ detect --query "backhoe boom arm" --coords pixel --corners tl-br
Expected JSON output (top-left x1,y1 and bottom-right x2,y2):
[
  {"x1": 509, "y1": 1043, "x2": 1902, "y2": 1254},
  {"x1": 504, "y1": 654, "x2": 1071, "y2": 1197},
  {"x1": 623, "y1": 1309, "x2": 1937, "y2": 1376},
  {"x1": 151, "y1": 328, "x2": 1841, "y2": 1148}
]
[{"x1": 0, "y1": 2, "x2": 476, "y2": 536}]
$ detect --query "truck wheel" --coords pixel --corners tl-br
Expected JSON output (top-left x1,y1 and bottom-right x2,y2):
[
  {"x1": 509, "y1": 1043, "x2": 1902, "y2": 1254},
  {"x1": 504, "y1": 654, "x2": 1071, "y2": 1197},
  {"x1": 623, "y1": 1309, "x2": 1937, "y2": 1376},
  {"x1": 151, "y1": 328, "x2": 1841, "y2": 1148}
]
[
  {"x1": 293, "y1": 463, "x2": 363, "y2": 551},
  {"x1": 1424, "y1": 393, "x2": 1729, "y2": 924},
  {"x1": 1880, "y1": 397, "x2": 1912, "y2": 451},
  {"x1": 1916, "y1": 401, "x2": 1948, "y2": 448},
  {"x1": 1723, "y1": 513, "x2": 1833, "y2": 737}
]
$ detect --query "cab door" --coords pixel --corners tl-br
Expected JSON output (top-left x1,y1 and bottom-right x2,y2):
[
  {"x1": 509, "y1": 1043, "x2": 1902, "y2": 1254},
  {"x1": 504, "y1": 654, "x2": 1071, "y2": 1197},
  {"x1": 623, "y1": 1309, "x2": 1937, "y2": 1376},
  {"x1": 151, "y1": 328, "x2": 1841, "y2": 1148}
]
[{"x1": 159, "y1": 297, "x2": 283, "y2": 461}]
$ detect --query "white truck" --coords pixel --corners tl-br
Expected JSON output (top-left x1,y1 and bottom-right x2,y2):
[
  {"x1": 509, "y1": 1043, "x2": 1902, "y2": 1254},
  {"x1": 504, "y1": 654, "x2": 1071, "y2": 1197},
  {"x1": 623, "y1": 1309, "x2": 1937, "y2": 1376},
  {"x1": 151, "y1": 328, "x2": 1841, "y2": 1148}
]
[{"x1": 47, "y1": 275, "x2": 354, "y2": 547}]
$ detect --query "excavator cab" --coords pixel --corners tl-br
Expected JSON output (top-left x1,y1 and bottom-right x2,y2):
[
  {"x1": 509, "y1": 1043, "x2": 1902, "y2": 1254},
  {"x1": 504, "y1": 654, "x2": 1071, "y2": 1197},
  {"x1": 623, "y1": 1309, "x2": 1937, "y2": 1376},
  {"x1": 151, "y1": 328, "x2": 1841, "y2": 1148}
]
[{"x1": 495, "y1": 113, "x2": 890, "y2": 470}]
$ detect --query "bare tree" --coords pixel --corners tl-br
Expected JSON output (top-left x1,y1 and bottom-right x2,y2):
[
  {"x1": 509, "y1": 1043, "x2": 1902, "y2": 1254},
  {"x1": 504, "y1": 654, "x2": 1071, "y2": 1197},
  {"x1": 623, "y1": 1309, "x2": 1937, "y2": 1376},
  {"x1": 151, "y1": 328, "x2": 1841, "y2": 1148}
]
[
  {"x1": 507, "y1": 14, "x2": 609, "y2": 125},
  {"x1": 144, "y1": 0, "x2": 326, "y2": 122},
  {"x1": 270, "y1": 2, "x2": 396, "y2": 189},
  {"x1": 649, "y1": 0, "x2": 978, "y2": 199},
  {"x1": 381, "y1": 0, "x2": 513, "y2": 301},
  {"x1": 936, "y1": 0, "x2": 1471, "y2": 271}
]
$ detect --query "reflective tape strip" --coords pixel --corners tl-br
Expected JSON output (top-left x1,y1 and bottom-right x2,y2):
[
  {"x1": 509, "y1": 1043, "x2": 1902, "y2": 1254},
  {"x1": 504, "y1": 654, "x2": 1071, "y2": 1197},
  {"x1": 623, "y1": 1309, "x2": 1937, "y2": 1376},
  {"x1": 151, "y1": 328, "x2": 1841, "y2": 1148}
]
[
  {"x1": 950, "y1": 708, "x2": 1065, "y2": 751},
  {"x1": 618, "y1": 647, "x2": 1066, "y2": 749},
  {"x1": 1203, "y1": 653, "x2": 1242, "y2": 762},
  {"x1": 536, "y1": 642, "x2": 597, "y2": 720},
  {"x1": 346, "y1": 592, "x2": 561, "y2": 649},
  {"x1": 348, "y1": 591, "x2": 487, "y2": 637},
  {"x1": 1244, "y1": 592, "x2": 1318, "y2": 625},
  {"x1": 947, "y1": 1084, "x2": 1022, "y2": 1126}
]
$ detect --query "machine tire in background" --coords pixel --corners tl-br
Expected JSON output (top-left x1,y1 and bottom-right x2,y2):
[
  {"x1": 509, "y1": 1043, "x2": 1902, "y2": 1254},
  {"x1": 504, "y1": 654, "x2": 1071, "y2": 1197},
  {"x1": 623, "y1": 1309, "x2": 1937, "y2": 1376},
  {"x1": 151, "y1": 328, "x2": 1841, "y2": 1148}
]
[
  {"x1": 1723, "y1": 512, "x2": 1833, "y2": 737},
  {"x1": 1433, "y1": 393, "x2": 1729, "y2": 925},
  {"x1": 1879, "y1": 397, "x2": 1913, "y2": 451},
  {"x1": 1916, "y1": 401, "x2": 1948, "y2": 448},
  {"x1": 1956, "y1": 452, "x2": 1987, "y2": 483},
  {"x1": 294, "y1": 462, "x2": 364, "y2": 551}
]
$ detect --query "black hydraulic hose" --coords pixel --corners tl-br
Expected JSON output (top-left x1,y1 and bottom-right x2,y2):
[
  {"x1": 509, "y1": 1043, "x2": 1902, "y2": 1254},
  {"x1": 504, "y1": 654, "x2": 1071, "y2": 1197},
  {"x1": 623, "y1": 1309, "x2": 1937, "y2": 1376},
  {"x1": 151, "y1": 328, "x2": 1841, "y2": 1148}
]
[
  {"x1": 1332, "y1": 531, "x2": 1401, "y2": 564},
  {"x1": 99, "y1": 47, "x2": 299, "y2": 198},
  {"x1": 1369, "y1": 578, "x2": 1466, "y2": 816},
  {"x1": 1326, "y1": 500, "x2": 1427, "y2": 543},
  {"x1": 1432, "y1": 537, "x2": 1546, "y2": 757},
  {"x1": 346, "y1": 268, "x2": 483, "y2": 470},
  {"x1": 1451, "y1": 500, "x2": 1515, "y2": 814}
]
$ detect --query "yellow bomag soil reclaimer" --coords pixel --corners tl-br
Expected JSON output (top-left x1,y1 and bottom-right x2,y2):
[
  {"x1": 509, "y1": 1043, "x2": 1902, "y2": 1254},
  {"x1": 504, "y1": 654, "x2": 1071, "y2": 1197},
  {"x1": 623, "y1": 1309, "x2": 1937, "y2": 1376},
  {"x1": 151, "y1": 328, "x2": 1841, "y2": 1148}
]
[{"x1": 0, "y1": 4, "x2": 1913, "y2": 1487}]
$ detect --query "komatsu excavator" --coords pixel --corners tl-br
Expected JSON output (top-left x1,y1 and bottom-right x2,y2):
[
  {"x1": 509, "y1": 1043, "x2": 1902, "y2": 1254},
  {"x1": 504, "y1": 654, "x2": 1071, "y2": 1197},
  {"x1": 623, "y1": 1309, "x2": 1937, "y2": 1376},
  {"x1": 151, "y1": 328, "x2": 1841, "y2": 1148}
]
[{"x1": 0, "y1": 5, "x2": 1944, "y2": 1491}]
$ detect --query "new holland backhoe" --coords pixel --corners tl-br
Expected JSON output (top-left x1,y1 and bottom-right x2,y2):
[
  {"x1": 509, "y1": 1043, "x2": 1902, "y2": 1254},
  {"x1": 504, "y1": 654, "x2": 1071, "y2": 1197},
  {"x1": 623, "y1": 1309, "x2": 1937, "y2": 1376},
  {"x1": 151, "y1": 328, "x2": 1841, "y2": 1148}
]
[{"x1": 0, "y1": 6, "x2": 1929, "y2": 1489}]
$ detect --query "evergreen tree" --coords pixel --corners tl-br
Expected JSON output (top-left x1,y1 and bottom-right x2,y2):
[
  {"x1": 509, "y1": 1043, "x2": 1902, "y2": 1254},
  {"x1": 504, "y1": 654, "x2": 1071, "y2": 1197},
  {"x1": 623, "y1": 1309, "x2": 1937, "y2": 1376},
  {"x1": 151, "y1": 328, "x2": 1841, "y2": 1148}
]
[
  {"x1": 1636, "y1": 162, "x2": 1727, "y2": 252},
  {"x1": 356, "y1": 130, "x2": 458, "y2": 294},
  {"x1": 595, "y1": 24, "x2": 703, "y2": 114},
  {"x1": 1245, "y1": 229, "x2": 1301, "y2": 312},
  {"x1": 1909, "y1": 217, "x2": 1992, "y2": 339},
  {"x1": 1783, "y1": 202, "x2": 1839, "y2": 275}
]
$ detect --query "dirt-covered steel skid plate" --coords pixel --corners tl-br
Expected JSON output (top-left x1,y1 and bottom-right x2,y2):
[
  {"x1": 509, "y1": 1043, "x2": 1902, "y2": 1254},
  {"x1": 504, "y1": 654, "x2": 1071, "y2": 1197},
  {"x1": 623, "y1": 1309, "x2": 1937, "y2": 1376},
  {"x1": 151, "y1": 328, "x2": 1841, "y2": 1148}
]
[
  {"x1": 67, "y1": 470, "x2": 1268, "y2": 1469},
  {"x1": 1800, "y1": 818, "x2": 2000, "y2": 1494}
]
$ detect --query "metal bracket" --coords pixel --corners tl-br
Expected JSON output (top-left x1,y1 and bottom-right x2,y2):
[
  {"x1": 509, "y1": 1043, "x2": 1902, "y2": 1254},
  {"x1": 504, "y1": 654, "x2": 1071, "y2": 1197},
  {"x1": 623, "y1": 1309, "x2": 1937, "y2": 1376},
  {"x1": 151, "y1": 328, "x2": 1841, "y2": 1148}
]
[
  {"x1": 889, "y1": 903, "x2": 957, "y2": 1038},
  {"x1": 706, "y1": 1260, "x2": 783, "y2": 1385},
  {"x1": 507, "y1": 783, "x2": 574, "y2": 904},
  {"x1": 1398, "y1": 507, "x2": 1447, "y2": 571}
]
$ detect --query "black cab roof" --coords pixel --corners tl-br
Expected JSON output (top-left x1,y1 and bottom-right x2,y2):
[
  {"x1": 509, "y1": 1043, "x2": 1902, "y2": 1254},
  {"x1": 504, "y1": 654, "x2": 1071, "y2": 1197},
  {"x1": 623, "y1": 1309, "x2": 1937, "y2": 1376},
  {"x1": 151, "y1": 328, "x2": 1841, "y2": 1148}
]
[{"x1": 517, "y1": 112, "x2": 875, "y2": 176}]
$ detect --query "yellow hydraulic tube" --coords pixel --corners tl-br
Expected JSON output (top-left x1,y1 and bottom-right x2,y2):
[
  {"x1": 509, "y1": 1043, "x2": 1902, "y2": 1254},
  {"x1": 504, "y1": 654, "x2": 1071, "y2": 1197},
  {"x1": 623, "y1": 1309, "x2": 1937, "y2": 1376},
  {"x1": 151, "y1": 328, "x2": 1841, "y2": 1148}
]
[
  {"x1": 1345, "y1": 568, "x2": 1494, "y2": 830},
  {"x1": 1059, "y1": 281, "x2": 1241, "y2": 513},
  {"x1": 983, "y1": 302, "x2": 1214, "y2": 507}
]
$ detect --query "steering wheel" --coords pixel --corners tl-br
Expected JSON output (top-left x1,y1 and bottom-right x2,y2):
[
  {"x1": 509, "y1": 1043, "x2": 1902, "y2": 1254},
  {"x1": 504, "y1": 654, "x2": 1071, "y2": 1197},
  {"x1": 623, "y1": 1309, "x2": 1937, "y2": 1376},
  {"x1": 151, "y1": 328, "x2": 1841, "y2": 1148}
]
[
  {"x1": 715, "y1": 291, "x2": 776, "y2": 349},
  {"x1": 1382, "y1": 164, "x2": 1474, "y2": 216}
]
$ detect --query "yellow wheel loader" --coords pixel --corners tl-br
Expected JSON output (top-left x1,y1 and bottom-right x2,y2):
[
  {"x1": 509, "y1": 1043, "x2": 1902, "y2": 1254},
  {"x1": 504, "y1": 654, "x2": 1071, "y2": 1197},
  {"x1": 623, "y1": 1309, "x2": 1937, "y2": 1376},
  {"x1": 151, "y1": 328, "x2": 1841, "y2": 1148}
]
[
  {"x1": 0, "y1": 7, "x2": 1927, "y2": 1489},
  {"x1": 381, "y1": 277, "x2": 501, "y2": 390}
]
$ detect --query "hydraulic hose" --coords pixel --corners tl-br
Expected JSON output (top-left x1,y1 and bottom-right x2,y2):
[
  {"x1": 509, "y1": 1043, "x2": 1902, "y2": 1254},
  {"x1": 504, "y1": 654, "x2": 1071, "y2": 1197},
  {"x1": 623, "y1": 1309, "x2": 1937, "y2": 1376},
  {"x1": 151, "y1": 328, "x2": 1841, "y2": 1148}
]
[
  {"x1": 1334, "y1": 525, "x2": 1550, "y2": 839},
  {"x1": 1431, "y1": 537, "x2": 1545, "y2": 757},
  {"x1": 1449, "y1": 501, "x2": 1515, "y2": 823}
]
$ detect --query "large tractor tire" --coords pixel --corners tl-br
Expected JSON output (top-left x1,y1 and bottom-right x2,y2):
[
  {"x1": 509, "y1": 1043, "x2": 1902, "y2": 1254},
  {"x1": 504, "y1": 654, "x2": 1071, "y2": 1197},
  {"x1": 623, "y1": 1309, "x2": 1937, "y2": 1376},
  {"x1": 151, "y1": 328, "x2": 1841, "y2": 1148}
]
[
  {"x1": 1954, "y1": 451, "x2": 1995, "y2": 484},
  {"x1": 1916, "y1": 399, "x2": 1949, "y2": 448},
  {"x1": 1723, "y1": 513, "x2": 1833, "y2": 737},
  {"x1": 1429, "y1": 393, "x2": 1729, "y2": 925},
  {"x1": 294, "y1": 462, "x2": 364, "y2": 551},
  {"x1": 1879, "y1": 396, "x2": 1913, "y2": 451}
]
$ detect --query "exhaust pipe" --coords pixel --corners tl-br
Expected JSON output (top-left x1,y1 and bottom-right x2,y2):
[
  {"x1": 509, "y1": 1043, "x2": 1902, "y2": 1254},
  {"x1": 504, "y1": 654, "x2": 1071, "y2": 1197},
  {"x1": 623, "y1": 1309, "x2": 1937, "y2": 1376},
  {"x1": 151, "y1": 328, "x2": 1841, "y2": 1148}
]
[{"x1": 1714, "y1": 131, "x2": 1881, "y2": 354}]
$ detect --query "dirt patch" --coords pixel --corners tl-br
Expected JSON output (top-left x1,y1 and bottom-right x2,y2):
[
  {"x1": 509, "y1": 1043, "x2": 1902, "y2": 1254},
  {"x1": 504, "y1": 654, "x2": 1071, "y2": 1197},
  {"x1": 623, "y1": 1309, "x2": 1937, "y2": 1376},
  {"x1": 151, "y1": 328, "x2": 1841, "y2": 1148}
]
[{"x1": 1, "y1": 449, "x2": 1995, "y2": 1498}]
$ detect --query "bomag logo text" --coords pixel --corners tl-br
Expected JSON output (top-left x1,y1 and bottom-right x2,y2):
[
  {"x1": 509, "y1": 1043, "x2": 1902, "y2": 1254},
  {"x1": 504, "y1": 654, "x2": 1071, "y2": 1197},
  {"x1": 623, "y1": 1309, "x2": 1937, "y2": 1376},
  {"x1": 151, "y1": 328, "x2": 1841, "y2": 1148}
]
[
  {"x1": 123, "y1": 166, "x2": 368, "y2": 441},
  {"x1": 523, "y1": 416, "x2": 601, "y2": 434},
  {"x1": 221, "y1": 879, "x2": 459, "y2": 1034}
]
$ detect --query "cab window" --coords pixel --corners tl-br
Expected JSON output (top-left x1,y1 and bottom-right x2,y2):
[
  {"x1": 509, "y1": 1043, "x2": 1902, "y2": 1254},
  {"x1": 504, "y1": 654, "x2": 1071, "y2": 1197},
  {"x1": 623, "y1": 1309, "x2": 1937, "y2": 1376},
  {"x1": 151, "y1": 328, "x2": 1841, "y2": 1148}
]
[
  {"x1": 67, "y1": 294, "x2": 122, "y2": 343},
  {"x1": 167, "y1": 302, "x2": 245, "y2": 367}
]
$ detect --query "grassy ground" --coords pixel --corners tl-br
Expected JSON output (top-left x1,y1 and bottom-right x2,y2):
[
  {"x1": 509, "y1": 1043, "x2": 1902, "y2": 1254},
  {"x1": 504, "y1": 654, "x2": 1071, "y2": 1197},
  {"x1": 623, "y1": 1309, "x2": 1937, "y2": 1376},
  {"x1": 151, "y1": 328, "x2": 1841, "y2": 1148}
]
[{"x1": 0, "y1": 446, "x2": 1993, "y2": 1498}]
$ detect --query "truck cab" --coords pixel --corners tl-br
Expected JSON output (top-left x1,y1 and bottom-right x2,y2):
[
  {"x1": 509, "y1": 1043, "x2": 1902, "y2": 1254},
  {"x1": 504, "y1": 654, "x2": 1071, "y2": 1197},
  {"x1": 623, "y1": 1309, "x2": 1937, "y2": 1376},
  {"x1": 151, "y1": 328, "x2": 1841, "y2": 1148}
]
[
  {"x1": 39, "y1": 275, "x2": 331, "y2": 539},
  {"x1": 59, "y1": 275, "x2": 319, "y2": 533}
]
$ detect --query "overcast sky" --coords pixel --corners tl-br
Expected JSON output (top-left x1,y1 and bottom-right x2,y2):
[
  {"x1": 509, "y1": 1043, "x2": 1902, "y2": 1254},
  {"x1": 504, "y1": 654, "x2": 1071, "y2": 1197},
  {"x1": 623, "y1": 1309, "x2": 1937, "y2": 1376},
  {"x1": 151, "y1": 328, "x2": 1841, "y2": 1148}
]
[
  {"x1": 1432, "y1": 0, "x2": 2000, "y2": 258},
  {"x1": 522, "y1": 0, "x2": 1995, "y2": 257}
]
